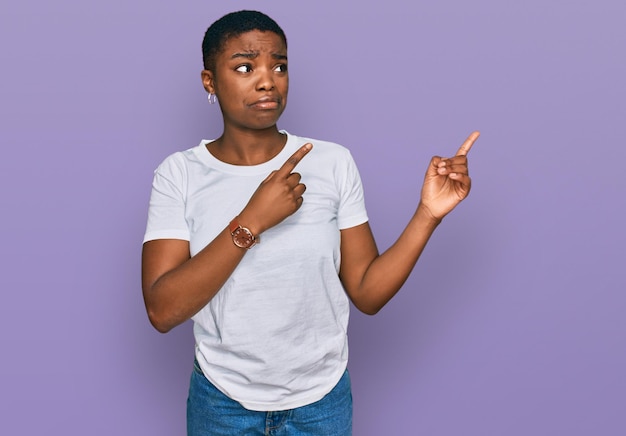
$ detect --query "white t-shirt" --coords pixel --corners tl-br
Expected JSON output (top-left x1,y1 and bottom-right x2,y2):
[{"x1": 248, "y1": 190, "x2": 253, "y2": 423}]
[{"x1": 144, "y1": 131, "x2": 368, "y2": 411}]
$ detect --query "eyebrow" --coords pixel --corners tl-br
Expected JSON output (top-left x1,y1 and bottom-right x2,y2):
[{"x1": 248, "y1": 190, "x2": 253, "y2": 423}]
[{"x1": 230, "y1": 51, "x2": 287, "y2": 61}]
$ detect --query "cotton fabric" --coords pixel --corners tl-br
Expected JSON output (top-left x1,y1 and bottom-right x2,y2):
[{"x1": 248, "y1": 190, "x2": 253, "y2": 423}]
[{"x1": 144, "y1": 132, "x2": 368, "y2": 410}]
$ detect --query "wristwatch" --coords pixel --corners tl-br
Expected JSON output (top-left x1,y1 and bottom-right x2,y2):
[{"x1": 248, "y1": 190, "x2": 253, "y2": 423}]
[{"x1": 229, "y1": 218, "x2": 258, "y2": 249}]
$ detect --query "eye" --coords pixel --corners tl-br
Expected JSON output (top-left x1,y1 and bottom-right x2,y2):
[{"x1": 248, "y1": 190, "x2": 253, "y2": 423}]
[
  {"x1": 274, "y1": 64, "x2": 287, "y2": 73},
  {"x1": 235, "y1": 64, "x2": 252, "y2": 73}
]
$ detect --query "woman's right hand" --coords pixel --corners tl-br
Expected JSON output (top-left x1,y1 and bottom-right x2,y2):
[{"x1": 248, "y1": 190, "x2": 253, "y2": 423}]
[{"x1": 238, "y1": 143, "x2": 313, "y2": 234}]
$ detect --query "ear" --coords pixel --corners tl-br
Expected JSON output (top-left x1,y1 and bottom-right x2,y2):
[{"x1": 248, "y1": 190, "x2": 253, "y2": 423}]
[{"x1": 201, "y1": 70, "x2": 215, "y2": 94}]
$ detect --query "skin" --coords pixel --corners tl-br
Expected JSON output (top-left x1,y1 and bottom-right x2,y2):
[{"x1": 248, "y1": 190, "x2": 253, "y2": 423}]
[
  {"x1": 141, "y1": 29, "x2": 479, "y2": 333},
  {"x1": 201, "y1": 30, "x2": 289, "y2": 166}
]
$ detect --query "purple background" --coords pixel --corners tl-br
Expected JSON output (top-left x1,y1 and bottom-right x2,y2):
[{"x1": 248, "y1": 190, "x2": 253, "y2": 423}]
[{"x1": 2, "y1": 1, "x2": 625, "y2": 434}]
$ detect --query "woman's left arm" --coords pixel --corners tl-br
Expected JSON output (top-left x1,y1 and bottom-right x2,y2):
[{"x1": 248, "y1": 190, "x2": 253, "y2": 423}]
[{"x1": 339, "y1": 131, "x2": 479, "y2": 315}]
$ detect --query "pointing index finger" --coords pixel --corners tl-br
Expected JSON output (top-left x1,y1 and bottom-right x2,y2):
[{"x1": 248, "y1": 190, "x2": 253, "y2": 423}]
[
  {"x1": 456, "y1": 131, "x2": 480, "y2": 156},
  {"x1": 276, "y1": 143, "x2": 313, "y2": 177}
]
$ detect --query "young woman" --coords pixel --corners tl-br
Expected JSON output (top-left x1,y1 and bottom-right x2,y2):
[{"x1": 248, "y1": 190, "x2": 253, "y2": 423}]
[{"x1": 142, "y1": 10, "x2": 479, "y2": 435}]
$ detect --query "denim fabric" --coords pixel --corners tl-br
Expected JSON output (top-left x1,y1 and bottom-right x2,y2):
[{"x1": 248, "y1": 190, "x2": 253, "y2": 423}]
[{"x1": 187, "y1": 360, "x2": 352, "y2": 435}]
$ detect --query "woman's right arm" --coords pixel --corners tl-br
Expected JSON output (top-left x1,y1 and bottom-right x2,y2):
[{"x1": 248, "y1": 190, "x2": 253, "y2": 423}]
[
  {"x1": 141, "y1": 143, "x2": 312, "y2": 333},
  {"x1": 141, "y1": 229, "x2": 247, "y2": 333}
]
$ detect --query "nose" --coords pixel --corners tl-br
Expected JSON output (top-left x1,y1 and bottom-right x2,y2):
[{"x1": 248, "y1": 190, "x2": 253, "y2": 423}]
[{"x1": 256, "y1": 68, "x2": 275, "y2": 91}]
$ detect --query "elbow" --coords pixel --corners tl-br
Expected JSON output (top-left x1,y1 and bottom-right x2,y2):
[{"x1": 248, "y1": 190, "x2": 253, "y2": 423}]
[
  {"x1": 361, "y1": 307, "x2": 381, "y2": 316},
  {"x1": 354, "y1": 301, "x2": 383, "y2": 316},
  {"x1": 143, "y1": 283, "x2": 179, "y2": 333},
  {"x1": 146, "y1": 307, "x2": 175, "y2": 334},
  {"x1": 349, "y1": 291, "x2": 385, "y2": 315},
  {"x1": 151, "y1": 320, "x2": 173, "y2": 334}
]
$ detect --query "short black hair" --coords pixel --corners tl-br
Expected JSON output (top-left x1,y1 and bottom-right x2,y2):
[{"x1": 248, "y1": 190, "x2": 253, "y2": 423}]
[{"x1": 202, "y1": 10, "x2": 287, "y2": 71}]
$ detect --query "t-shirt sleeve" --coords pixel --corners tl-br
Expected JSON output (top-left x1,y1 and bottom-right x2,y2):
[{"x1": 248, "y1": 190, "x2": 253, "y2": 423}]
[
  {"x1": 143, "y1": 154, "x2": 190, "y2": 243},
  {"x1": 336, "y1": 151, "x2": 369, "y2": 230}
]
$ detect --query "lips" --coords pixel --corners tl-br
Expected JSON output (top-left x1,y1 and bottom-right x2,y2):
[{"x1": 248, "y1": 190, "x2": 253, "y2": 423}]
[{"x1": 249, "y1": 96, "x2": 281, "y2": 110}]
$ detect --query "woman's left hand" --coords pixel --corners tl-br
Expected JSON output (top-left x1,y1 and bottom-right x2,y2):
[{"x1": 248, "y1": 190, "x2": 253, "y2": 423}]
[{"x1": 419, "y1": 131, "x2": 480, "y2": 221}]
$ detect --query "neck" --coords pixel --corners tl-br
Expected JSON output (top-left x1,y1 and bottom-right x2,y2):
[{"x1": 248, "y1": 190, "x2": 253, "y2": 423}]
[{"x1": 209, "y1": 126, "x2": 286, "y2": 166}]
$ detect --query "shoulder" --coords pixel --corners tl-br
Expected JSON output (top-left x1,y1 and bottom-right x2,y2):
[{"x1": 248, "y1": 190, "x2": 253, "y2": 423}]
[{"x1": 153, "y1": 142, "x2": 208, "y2": 180}]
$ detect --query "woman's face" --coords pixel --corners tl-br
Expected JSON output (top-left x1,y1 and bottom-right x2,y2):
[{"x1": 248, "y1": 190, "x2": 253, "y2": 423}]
[{"x1": 203, "y1": 30, "x2": 289, "y2": 132}]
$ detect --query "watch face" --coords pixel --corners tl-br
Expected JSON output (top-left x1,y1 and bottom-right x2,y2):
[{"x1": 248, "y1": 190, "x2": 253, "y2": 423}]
[{"x1": 233, "y1": 227, "x2": 254, "y2": 248}]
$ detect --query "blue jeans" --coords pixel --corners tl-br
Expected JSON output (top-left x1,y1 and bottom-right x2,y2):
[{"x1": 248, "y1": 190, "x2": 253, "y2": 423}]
[{"x1": 187, "y1": 360, "x2": 352, "y2": 435}]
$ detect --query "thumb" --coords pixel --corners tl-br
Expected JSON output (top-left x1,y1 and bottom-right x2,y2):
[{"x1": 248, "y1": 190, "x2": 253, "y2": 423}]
[{"x1": 426, "y1": 156, "x2": 443, "y2": 176}]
